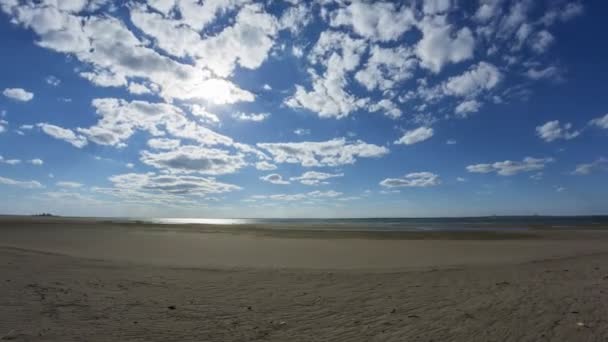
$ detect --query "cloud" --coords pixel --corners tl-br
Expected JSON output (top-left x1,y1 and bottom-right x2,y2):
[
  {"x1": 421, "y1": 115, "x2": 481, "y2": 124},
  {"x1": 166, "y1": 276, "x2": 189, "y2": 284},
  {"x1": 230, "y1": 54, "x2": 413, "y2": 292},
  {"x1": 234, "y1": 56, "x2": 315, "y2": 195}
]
[
  {"x1": 147, "y1": 138, "x2": 181, "y2": 150},
  {"x1": 249, "y1": 190, "x2": 343, "y2": 202},
  {"x1": 140, "y1": 145, "x2": 247, "y2": 175},
  {"x1": 28, "y1": 159, "x2": 44, "y2": 165},
  {"x1": 188, "y1": 104, "x2": 220, "y2": 124},
  {"x1": 260, "y1": 173, "x2": 290, "y2": 185},
  {"x1": 285, "y1": 31, "x2": 368, "y2": 119},
  {"x1": 530, "y1": 30, "x2": 554, "y2": 54},
  {"x1": 1, "y1": 2, "x2": 255, "y2": 105},
  {"x1": 590, "y1": 114, "x2": 608, "y2": 129},
  {"x1": 355, "y1": 45, "x2": 417, "y2": 92},
  {"x1": 395, "y1": 127, "x2": 434, "y2": 145},
  {"x1": 37, "y1": 123, "x2": 88, "y2": 148},
  {"x1": 255, "y1": 161, "x2": 277, "y2": 171},
  {"x1": 536, "y1": 120, "x2": 581, "y2": 142},
  {"x1": 45, "y1": 75, "x2": 61, "y2": 86},
  {"x1": 329, "y1": 2, "x2": 415, "y2": 42},
  {"x1": 0, "y1": 156, "x2": 20, "y2": 165},
  {"x1": 455, "y1": 100, "x2": 482, "y2": 117},
  {"x1": 56, "y1": 181, "x2": 83, "y2": 188},
  {"x1": 290, "y1": 171, "x2": 344, "y2": 186},
  {"x1": 467, "y1": 157, "x2": 554, "y2": 176},
  {"x1": 293, "y1": 128, "x2": 310, "y2": 136},
  {"x1": 368, "y1": 99, "x2": 402, "y2": 119},
  {"x1": 232, "y1": 112, "x2": 270, "y2": 122},
  {"x1": 572, "y1": 158, "x2": 607, "y2": 175},
  {"x1": 525, "y1": 66, "x2": 561, "y2": 81},
  {"x1": 108, "y1": 172, "x2": 241, "y2": 197},
  {"x1": 446, "y1": 139, "x2": 457, "y2": 145},
  {"x1": 443, "y1": 62, "x2": 502, "y2": 97},
  {"x1": 0, "y1": 176, "x2": 43, "y2": 189},
  {"x1": 3, "y1": 88, "x2": 34, "y2": 102},
  {"x1": 257, "y1": 138, "x2": 388, "y2": 167},
  {"x1": 415, "y1": 16, "x2": 475, "y2": 73},
  {"x1": 380, "y1": 172, "x2": 441, "y2": 188},
  {"x1": 0, "y1": 120, "x2": 7, "y2": 134}
]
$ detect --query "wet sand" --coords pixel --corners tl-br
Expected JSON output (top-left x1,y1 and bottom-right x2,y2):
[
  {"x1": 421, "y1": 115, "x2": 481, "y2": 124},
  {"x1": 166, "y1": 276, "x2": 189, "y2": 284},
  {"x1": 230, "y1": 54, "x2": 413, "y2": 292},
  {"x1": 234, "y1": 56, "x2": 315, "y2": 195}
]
[{"x1": 1, "y1": 217, "x2": 608, "y2": 341}]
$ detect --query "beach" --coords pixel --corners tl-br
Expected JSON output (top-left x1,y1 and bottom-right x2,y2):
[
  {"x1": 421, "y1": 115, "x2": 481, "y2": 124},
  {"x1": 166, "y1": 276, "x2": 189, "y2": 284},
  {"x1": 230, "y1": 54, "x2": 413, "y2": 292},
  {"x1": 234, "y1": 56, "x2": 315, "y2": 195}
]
[{"x1": 1, "y1": 217, "x2": 608, "y2": 341}]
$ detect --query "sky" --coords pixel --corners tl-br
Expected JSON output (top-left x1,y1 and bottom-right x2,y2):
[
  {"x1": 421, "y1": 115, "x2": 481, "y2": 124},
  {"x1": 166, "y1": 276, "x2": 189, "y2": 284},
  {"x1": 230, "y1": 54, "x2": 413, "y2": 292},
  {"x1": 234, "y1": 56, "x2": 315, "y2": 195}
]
[{"x1": 0, "y1": 0, "x2": 607, "y2": 218}]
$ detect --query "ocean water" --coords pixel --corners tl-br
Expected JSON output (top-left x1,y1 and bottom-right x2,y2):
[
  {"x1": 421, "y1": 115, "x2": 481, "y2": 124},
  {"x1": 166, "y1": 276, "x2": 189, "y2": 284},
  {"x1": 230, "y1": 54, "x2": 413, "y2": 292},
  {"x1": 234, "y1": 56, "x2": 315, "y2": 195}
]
[{"x1": 145, "y1": 216, "x2": 608, "y2": 232}]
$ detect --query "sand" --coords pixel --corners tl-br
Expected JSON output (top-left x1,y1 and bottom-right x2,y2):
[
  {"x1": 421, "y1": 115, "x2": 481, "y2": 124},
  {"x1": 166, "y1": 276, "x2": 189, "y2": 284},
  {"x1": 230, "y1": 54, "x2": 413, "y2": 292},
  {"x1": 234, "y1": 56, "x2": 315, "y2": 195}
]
[{"x1": 1, "y1": 218, "x2": 608, "y2": 341}]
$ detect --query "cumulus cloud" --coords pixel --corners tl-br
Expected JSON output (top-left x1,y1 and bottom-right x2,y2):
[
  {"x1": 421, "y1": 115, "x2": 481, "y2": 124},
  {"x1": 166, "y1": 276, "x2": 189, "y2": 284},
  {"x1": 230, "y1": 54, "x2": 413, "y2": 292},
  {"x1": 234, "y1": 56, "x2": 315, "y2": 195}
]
[
  {"x1": 28, "y1": 159, "x2": 44, "y2": 165},
  {"x1": 108, "y1": 172, "x2": 241, "y2": 197},
  {"x1": 455, "y1": 100, "x2": 482, "y2": 117},
  {"x1": 590, "y1": 114, "x2": 608, "y2": 129},
  {"x1": 380, "y1": 172, "x2": 441, "y2": 188},
  {"x1": 147, "y1": 138, "x2": 181, "y2": 150},
  {"x1": 415, "y1": 17, "x2": 475, "y2": 73},
  {"x1": 290, "y1": 171, "x2": 344, "y2": 186},
  {"x1": 467, "y1": 157, "x2": 554, "y2": 176},
  {"x1": 0, "y1": 176, "x2": 43, "y2": 189},
  {"x1": 249, "y1": 190, "x2": 343, "y2": 202},
  {"x1": 232, "y1": 112, "x2": 270, "y2": 122},
  {"x1": 255, "y1": 161, "x2": 277, "y2": 171},
  {"x1": 368, "y1": 99, "x2": 402, "y2": 119},
  {"x1": 395, "y1": 127, "x2": 434, "y2": 145},
  {"x1": 260, "y1": 173, "x2": 290, "y2": 185},
  {"x1": 0, "y1": 156, "x2": 21, "y2": 165},
  {"x1": 56, "y1": 181, "x2": 83, "y2": 188},
  {"x1": 45, "y1": 75, "x2": 61, "y2": 86},
  {"x1": 355, "y1": 45, "x2": 417, "y2": 91},
  {"x1": 536, "y1": 120, "x2": 581, "y2": 142},
  {"x1": 257, "y1": 138, "x2": 388, "y2": 167},
  {"x1": 329, "y1": 1, "x2": 415, "y2": 42},
  {"x1": 572, "y1": 158, "x2": 607, "y2": 175},
  {"x1": 37, "y1": 123, "x2": 88, "y2": 148},
  {"x1": 140, "y1": 145, "x2": 247, "y2": 175},
  {"x1": 3, "y1": 88, "x2": 34, "y2": 102},
  {"x1": 285, "y1": 31, "x2": 368, "y2": 119},
  {"x1": 443, "y1": 62, "x2": 502, "y2": 97},
  {"x1": 293, "y1": 128, "x2": 310, "y2": 136}
]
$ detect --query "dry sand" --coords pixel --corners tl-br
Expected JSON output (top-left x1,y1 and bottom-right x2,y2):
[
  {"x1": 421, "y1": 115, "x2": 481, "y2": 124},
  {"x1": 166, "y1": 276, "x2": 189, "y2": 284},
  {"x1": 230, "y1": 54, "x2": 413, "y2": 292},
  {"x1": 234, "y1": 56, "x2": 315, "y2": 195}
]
[{"x1": 1, "y1": 218, "x2": 608, "y2": 341}]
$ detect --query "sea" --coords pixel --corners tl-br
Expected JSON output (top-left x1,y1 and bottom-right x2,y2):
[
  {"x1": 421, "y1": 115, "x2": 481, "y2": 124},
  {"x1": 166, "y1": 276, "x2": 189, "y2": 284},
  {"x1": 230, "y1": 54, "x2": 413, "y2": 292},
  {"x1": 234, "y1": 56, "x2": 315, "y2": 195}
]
[{"x1": 143, "y1": 216, "x2": 608, "y2": 232}]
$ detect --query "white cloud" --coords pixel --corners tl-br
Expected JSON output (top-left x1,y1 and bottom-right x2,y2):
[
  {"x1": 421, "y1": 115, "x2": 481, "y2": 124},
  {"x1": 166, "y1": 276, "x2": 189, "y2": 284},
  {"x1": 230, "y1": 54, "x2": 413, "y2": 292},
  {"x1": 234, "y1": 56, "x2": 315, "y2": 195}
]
[
  {"x1": 263, "y1": 84, "x2": 272, "y2": 91},
  {"x1": 446, "y1": 139, "x2": 457, "y2": 145},
  {"x1": 126, "y1": 163, "x2": 134, "y2": 169},
  {"x1": 147, "y1": 138, "x2": 181, "y2": 150},
  {"x1": 467, "y1": 157, "x2": 554, "y2": 176},
  {"x1": 232, "y1": 112, "x2": 270, "y2": 122},
  {"x1": 0, "y1": 120, "x2": 7, "y2": 134},
  {"x1": 127, "y1": 82, "x2": 152, "y2": 95},
  {"x1": 260, "y1": 173, "x2": 290, "y2": 185},
  {"x1": 37, "y1": 123, "x2": 88, "y2": 148},
  {"x1": 290, "y1": 171, "x2": 343, "y2": 186},
  {"x1": 536, "y1": 120, "x2": 580, "y2": 142},
  {"x1": 28, "y1": 159, "x2": 44, "y2": 165},
  {"x1": 415, "y1": 16, "x2": 475, "y2": 73},
  {"x1": 455, "y1": 100, "x2": 481, "y2": 117},
  {"x1": 530, "y1": 30, "x2": 554, "y2": 54},
  {"x1": 525, "y1": 66, "x2": 560, "y2": 81},
  {"x1": 0, "y1": 176, "x2": 43, "y2": 189},
  {"x1": 255, "y1": 161, "x2": 277, "y2": 171},
  {"x1": 108, "y1": 172, "x2": 241, "y2": 197},
  {"x1": 3, "y1": 88, "x2": 34, "y2": 102},
  {"x1": 294, "y1": 128, "x2": 310, "y2": 136},
  {"x1": 443, "y1": 62, "x2": 502, "y2": 97},
  {"x1": 368, "y1": 99, "x2": 402, "y2": 119},
  {"x1": 395, "y1": 127, "x2": 434, "y2": 145},
  {"x1": 257, "y1": 138, "x2": 388, "y2": 167},
  {"x1": 280, "y1": 2, "x2": 312, "y2": 34},
  {"x1": 380, "y1": 172, "x2": 441, "y2": 188},
  {"x1": 249, "y1": 190, "x2": 343, "y2": 202},
  {"x1": 423, "y1": 0, "x2": 452, "y2": 14},
  {"x1": 189, "y1": 104, "x2": 220, "y2": 124},
  {"x1": 572, "y1": 158, "x2": 607, "y2": 175},
  {"x1": 140, "y1": 145, "x2": 247, "y2": 175},
  {"x1": 56, "y1": 181, "x2": 83, "y2": 188},
  {"x1": 285, "y1": 31, "x2": 368, "y2": 119},
  {"x1": 45, "y1": 75, "x2": 61, "y2": 86},
  {"x1": 0, "y1": 156, "x2": 21, "y2": 165},
  {"x1": 354, "y1": 45, "x2": 416, "y2": 91},
  {"x1": 590, "y1": 114, "x2": 608, "y2": 129},
  {"x1": 330, "y1": 2, "x2": 415, "y2": 42}
]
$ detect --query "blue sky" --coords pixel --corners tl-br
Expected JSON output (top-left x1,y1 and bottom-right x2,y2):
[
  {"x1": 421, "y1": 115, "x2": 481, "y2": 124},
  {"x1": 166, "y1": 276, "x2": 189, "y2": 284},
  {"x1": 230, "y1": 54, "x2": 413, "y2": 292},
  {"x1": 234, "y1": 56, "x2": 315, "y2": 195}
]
[{"x1": 0, "y1": 0, "x2": 607, "y2": 218}]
